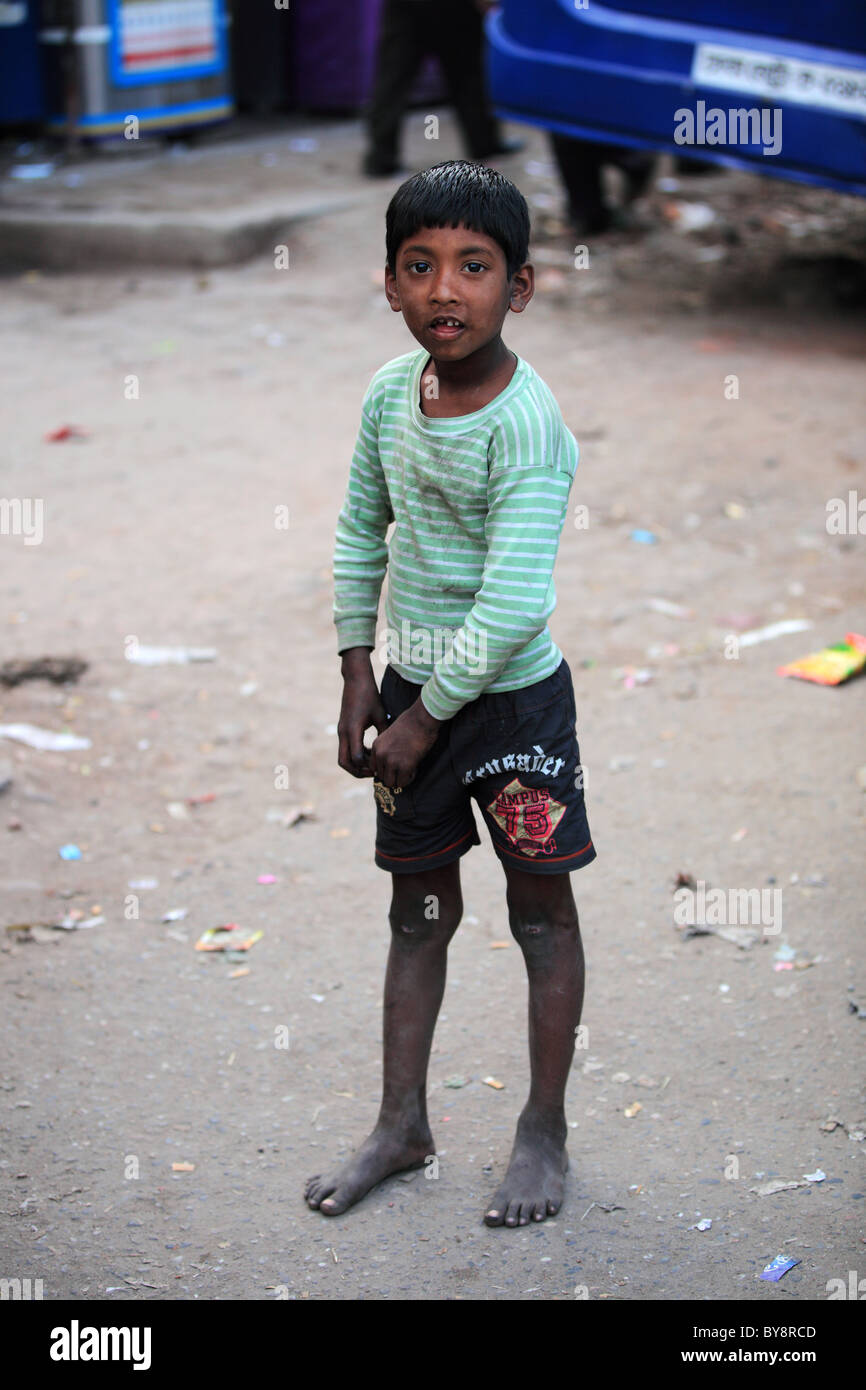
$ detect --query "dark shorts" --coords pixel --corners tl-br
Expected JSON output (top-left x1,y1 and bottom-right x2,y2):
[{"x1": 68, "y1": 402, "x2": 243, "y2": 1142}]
[{"x1": 373, "y1": 657, "x2": 596, "y2": 877}]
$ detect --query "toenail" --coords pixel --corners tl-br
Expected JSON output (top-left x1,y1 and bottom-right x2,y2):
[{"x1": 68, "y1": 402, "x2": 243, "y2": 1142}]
[{"x1": 488, "y1": 1210, "x2": 498, "y2": 1218}]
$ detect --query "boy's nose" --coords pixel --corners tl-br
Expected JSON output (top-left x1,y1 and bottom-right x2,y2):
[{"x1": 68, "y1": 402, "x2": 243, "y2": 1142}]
[{"x1": 429, "y1": 273, "x2": 460, "y2": 303}]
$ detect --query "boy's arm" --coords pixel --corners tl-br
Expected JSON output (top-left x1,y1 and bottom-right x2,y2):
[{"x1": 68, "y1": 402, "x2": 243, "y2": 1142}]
[
  {"x1": 333, "y1": 402, "x2": 393, "y2": 655},
  {"x1": 337, "y1": 645, "x2": 387, "y2": 777},
  {"x1": 420, "y1": 432, "x2": 576, "y2": 722},
  {"x1": 333, "y1": 402, "x2": 393, "y2": 776}
]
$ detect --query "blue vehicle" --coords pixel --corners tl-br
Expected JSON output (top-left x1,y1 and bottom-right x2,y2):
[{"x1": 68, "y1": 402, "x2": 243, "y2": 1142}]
[
  {"x1": 0, "y1": 2, "x2": 44, "y2": 124},
  {"x1": 486, "y1": 1, "x2": 866, "y2": 197}
]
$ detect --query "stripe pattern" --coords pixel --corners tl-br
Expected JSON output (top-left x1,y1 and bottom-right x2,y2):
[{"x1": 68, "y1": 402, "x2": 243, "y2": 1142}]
[{"x1": 333, "y1": 348, "x2": 579, "y2": 721}]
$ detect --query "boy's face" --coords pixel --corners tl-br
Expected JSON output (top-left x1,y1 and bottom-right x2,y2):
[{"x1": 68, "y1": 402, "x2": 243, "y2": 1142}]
[{"x1": 385, "y1": 224, "x2": 533, "y2": 361}]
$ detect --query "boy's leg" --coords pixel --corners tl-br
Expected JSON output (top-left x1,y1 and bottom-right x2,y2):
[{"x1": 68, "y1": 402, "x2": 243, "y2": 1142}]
[
  {"x1": 305, "y1": 860, "x2": 462, "y2": 1215},
  {"x1": 484, "y1": 865, "x2": 584, "y2": 1227}
]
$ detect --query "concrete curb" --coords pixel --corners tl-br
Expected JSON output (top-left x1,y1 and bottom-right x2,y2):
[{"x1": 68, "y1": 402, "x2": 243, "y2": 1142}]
[{"x1": 0, "y1": 192, "x2": 358, "y2": 271}]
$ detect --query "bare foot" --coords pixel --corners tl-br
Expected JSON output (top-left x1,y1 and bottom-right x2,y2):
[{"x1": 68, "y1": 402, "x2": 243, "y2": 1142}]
[
  {"x1": 305, "y1": 1124, "x2": 433, "y2": 1216},
  {"x1": 483, "y1": 1112, "x2": 568, "y2": 1228}
]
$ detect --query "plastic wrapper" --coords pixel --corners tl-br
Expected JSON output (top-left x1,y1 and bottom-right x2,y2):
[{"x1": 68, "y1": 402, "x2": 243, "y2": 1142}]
[{"x1": 777, "y1": 631, "x2": 866, "y2": 686}]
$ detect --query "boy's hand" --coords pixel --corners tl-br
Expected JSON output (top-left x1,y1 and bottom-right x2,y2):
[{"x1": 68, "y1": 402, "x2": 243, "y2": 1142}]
[
  {"x1": 337, "y1": 647, "x2": 387, "y2": 778},
  {"x1": 370, "y1": 698, "x2": 441, "y2": 789}
]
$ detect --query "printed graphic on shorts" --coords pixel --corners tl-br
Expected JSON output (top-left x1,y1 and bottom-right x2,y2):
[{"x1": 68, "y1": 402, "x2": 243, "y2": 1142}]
[
  {"x1": 485, "y1": 778, "x2": 566, "y2": 857},
  {"x1": 373, "y1": 780, "x2": 402, "y2": 816},
  {"x1": 462, "y1": 744, "x2": 568, "y2": 786}
]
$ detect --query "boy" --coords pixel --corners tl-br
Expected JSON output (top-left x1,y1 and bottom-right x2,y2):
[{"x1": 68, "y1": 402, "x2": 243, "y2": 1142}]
[{"x1": 305, "y1": 160, "x2": 595, "y2": 1229}]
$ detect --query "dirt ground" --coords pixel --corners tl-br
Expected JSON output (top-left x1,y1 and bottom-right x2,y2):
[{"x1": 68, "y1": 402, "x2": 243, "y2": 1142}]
[{"x1": 1, "y1": 113, "x2": 864, "y2": 1304}]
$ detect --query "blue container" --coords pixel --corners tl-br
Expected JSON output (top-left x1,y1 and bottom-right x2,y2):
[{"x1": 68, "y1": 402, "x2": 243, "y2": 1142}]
[
  {"x1": 0, "y1": 2, "x2": 44, "y2": 123},
  {"x1": 486, "y1": 0, "x2": 866, "y2": 196}
]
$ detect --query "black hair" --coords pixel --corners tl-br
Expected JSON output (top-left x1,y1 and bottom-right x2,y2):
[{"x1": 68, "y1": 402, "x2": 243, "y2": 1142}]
[{"x1": 385, "y1": 159, "x2": 530, "y2": 279}]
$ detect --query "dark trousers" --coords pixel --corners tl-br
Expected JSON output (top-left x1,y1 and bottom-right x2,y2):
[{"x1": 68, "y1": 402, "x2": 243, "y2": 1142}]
[
  {"x1": 366, "y1": 0, "x2": 500, "y2": 170},
  {"x1": 549, "y1": 132, "x2": 654, "y2": 231}
]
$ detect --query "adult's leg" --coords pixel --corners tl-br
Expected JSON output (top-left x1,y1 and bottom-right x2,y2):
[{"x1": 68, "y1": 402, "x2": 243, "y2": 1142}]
[
  {"x1": 305, "y1": 859, "x2": 463, "y2": 1215},
  {"x1": 548, "y1": 132, "x2": 612, "y2": 234},
  {"x1": 616, "y1": 146, "x2": 656, "y2": 203},
  {"x1": 364, "y1": 0, "x2": 428, "y2": 175},
  {"x1": 484, "y1": 864, "x2": 584, "y2": 1227},
  {"x1": 429, "y1": 0, "x2": 501, "y2": 160}
]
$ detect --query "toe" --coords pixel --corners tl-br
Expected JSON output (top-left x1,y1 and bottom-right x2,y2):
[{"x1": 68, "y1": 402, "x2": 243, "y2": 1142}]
[
  {"x1": 307, "y1": 1179, "x2": 337, "y2": 1210},
  {"x1": 532, "y1": 1204, "x2": 546, "y2": 1222},
  {"x1": 485, "y1": 1187, "x2": 509, "y2": 1227},
  {"x1": 320, "y1": 1193, "x2": 346, "y2": 1216},
  {"x1": 505, "y1": 1201, "x2": 520, "y2": 1227}
]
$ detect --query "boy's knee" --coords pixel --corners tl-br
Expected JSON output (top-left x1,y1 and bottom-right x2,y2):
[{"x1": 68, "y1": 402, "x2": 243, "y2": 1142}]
[
  {"x1": 388, "y1": 891, "x2": 462, "y2": 945},
  {"x1": 508, "y1": 902, "x2": 578, "y2": 955}
]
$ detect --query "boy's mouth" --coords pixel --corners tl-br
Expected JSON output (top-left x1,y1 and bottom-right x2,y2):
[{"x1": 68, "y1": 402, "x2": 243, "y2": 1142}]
[{"x1": 429, "y1": 316, "x2": 465, "y2": 339}]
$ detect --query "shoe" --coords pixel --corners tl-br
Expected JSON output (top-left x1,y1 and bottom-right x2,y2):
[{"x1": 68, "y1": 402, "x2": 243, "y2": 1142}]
[
  {"x1": 361, "y1": 154, "x2": 406, "y2": 178},
  {"x1": 675, "y1": 155, "x2": 721, "y2": 176},
  {"x1": 607, "y1": 205, "x2": 650, "y2": 234},
  {"x1": 476, "y1": 137, "x2": 526, "y2": 160},
  {"x1": 569, "y1": 206, "x2": 614, "y2": 237}
]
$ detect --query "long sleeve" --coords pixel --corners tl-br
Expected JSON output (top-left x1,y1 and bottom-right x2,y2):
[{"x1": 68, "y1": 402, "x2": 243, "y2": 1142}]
[
  {"x1": 333, "y1": 402, "x2": 393, "y2": 653},
  {"x1": 419, "y1": 448, "x2": 574, "y2": 721}
]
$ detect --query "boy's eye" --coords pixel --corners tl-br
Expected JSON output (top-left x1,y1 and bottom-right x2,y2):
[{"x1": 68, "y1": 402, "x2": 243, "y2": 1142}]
[{"x1": 406, "y1": 260, "x2": 487, "y2": 274}]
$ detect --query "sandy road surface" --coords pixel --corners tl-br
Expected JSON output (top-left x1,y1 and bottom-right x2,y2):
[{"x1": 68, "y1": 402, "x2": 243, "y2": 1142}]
[{"x1": 1, "y1": 119, "x2": 864, "y2": 1301}]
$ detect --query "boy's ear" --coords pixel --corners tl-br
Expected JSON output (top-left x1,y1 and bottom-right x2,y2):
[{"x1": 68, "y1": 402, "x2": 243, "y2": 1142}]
[
  {"x1": 384, "y1": 265, "x2": 402, "y2": 313},
  {"x1": 508, "y1": 262, "x2": 534, "y2": 314}
]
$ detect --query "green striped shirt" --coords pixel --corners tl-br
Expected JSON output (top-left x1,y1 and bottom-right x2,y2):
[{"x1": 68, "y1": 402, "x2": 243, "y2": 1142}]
[{"x1": 333, "y1": 347, "x2": 579, "y2": 722}]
